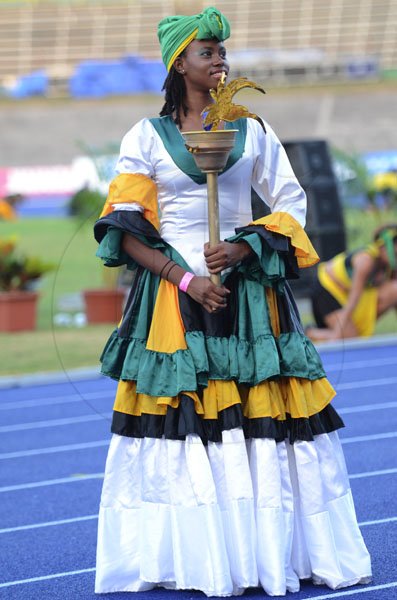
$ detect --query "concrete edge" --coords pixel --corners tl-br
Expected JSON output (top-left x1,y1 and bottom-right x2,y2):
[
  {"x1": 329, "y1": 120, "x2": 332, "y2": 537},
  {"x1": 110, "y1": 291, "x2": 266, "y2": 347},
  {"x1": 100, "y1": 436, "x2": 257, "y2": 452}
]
[
  {"x1": 1, "y1": 333, "x2": 396, "y2": 390},
  {"x1": 0, "y1": 366, "x2": 103, "y2": 389},
  {"x1": 312, "y1": 332, "x2": 397, "y2": 353}
]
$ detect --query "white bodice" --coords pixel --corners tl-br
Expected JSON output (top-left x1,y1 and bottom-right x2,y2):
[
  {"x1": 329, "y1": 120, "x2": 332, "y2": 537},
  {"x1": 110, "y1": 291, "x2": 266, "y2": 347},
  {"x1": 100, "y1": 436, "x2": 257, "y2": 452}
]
[{"x1": 115, "y1": 117, "x2": 306, "y2": 275}]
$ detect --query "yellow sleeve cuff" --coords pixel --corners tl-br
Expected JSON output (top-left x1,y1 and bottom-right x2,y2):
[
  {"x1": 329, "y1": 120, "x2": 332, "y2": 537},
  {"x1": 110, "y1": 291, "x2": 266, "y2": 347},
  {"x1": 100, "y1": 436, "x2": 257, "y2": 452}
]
[
  {"x1": 99, "y1": 173, "x2": 159, "y2": 231},
  {"x1": 251, "y1": 211, "x2": 319, "y2": 268}
]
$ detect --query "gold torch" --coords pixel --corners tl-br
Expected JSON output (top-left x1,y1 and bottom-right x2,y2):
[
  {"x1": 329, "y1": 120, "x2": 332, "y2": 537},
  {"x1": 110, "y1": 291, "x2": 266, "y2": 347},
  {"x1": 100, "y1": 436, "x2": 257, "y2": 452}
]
[{"x1": 181, "y1": 75, "x2": 266, "y2": 286}]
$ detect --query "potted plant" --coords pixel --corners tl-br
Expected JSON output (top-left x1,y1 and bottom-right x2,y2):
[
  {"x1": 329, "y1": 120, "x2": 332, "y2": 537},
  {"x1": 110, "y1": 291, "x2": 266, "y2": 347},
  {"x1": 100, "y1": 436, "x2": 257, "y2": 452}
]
[
  {"x1": 0, "y1": 237, "x2": 55, "y2": 331},
  {"x1": 68, "y1": 186, "x2": 126, "y2": 324}
]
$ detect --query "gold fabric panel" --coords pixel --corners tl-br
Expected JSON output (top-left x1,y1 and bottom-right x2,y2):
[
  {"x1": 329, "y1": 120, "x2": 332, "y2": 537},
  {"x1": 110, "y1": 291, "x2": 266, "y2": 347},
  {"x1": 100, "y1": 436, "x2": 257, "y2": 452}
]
[{"x1": 146, "y1": 279, "x2": 187, "y2": 353}]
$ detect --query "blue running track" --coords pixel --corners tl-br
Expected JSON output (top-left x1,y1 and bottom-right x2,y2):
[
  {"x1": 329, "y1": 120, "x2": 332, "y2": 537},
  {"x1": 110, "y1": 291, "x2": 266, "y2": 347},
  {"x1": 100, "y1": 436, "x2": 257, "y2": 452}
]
[{"x1": 0, "y1": 338, "x2": 396, "y2": 600}]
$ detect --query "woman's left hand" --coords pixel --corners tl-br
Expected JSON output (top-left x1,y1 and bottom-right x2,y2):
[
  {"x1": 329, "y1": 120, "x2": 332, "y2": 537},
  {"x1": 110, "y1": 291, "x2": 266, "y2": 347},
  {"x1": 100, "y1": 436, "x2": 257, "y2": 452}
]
[{"x1": 204, "y1": 241, "x2": 252, "y2": 274}]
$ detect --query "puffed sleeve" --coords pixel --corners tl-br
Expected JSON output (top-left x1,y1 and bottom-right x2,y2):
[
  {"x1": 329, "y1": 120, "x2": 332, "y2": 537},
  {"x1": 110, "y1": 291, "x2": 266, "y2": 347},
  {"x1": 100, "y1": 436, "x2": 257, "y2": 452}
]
[
  {"x1": 98, "y1": 119, "x2": 159, "y2": 230},
  {"x1": 250, "y1": 119, "x2": 306, "y2": 227},
  {"x1": 115, "y1": 118, "x2": 155, "y2": 178}
]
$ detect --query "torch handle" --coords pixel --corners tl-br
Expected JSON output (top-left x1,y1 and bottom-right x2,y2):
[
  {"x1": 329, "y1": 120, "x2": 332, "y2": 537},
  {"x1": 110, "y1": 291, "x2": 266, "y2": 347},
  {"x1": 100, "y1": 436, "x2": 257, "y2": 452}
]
[{"x1": 206, "y1": 172, "x2": 221, "y2": 286}]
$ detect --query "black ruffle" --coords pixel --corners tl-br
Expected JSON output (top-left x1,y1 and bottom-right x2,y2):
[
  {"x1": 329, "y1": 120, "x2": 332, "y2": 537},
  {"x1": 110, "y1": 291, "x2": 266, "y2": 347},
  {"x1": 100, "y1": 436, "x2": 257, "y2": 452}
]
[
  {"x1": 94, "y1": 210, "x2": 163, "y2": 245},
  {"x1": 111, "y1": 395, "x2": 344, "y2": 445},
  {"x1": 234, "y1": 224, "x2": 300, "y2": 279}
]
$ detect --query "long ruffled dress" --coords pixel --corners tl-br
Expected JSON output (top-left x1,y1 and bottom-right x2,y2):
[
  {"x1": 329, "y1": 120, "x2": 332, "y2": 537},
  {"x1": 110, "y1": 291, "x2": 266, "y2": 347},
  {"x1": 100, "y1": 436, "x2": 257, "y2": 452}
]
[{"x1": 94, "y1": 116, "x2": 371, "y2": 596}]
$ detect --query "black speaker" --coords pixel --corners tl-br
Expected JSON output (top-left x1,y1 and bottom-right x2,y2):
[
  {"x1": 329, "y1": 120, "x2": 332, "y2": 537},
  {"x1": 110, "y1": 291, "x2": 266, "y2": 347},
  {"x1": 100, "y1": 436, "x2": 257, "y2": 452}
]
[
  {"x1": 284, "y1": 140, "x2": 346, "y2": 297},
  {"x1": 251, "y1": 139, "x2": 346, "y2": 298}
]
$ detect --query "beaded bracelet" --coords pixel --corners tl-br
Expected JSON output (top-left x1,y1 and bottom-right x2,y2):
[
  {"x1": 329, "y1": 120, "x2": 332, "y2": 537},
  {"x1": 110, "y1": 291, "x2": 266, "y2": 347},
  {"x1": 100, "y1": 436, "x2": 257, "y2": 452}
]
[
  {"x1": 165, "y1": 263, "x2": 178, "y2": 280},
  {"x1": 179, "y1": 272, "x2": 195, "y2": 292},
  {"x1": 159, "y1": 259, "x2": 172, "y2": 279}
]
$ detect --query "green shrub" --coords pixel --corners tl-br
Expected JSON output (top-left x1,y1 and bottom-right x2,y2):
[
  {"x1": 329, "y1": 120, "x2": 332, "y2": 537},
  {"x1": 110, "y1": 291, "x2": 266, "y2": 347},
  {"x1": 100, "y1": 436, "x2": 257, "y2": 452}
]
[{"x1": 68, "y1": 187, "x2": 106, "y2": 221}]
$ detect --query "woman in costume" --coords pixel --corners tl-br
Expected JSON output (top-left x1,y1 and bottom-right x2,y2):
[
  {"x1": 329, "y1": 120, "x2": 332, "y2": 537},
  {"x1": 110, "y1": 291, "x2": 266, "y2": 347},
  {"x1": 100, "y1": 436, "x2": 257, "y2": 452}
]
[
  {"x1": 94, "y1": 7, "x2": 371, "y2": 597},
  {"x1": 306, "y1": 224, "x2": 397, "y2": 342}
]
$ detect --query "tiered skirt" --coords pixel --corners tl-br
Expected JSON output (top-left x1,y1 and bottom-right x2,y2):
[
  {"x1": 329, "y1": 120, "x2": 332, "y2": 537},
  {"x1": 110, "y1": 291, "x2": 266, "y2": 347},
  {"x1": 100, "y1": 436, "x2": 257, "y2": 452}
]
[{"x1": 94, "y1": 210, "x2": 371, "y2": 596}]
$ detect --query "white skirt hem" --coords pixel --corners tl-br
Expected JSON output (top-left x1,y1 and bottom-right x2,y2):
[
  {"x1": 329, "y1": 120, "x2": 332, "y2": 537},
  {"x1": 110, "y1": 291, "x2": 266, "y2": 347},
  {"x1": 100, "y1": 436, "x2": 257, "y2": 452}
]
[{"x1": 95, "y1": 430, "x2": 372, "y2": 597}]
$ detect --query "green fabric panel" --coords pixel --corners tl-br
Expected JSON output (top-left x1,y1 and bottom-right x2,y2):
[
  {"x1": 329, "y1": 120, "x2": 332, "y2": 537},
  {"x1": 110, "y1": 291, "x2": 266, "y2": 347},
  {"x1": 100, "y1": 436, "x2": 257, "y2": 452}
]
[
  {"x1": 123, "y1": 270, "x2": 160, "y2": 340},
  {"x1": 226, "y1": 230, "x2": 286, "y2": 291},
  {"x1": 149, "y1": 116, "x2": 247, "y2": 185},
  {"x1": 276, "y1": 333, "x2": 326, "y2": 379}
]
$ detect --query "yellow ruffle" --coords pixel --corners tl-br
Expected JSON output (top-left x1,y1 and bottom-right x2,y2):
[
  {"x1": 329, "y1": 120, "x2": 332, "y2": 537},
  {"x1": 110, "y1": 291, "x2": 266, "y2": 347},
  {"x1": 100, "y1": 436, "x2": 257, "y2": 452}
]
[
  {"x1": 242, "y1": 376, "x2": 335, "y2": 420},
  {"x1": 251, "y1": 211, "x2": 319, "y2": 268},
  {"x1": 113, "y1": 380, "x2": 204, "y2": 416},
  {"x1": 99, "y1": 173, "x2": 159, "y2": 231},
  {"x1": 113, "y1": 376, "x2": 335, "y2": 421}
]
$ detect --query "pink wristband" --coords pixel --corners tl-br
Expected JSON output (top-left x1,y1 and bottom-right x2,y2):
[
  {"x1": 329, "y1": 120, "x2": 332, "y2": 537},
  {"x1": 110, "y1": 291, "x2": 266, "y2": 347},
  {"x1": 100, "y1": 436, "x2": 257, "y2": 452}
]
[{"x1": 179, "y1": 272, "x2": 195, "y2": 293}]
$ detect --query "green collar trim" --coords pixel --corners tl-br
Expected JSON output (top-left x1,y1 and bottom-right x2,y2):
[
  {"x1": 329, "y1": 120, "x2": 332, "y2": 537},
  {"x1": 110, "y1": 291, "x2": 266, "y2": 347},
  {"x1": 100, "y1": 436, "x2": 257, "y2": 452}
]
[{"x1": 149, "y1": 115, "x2": 247, "y2": 185}]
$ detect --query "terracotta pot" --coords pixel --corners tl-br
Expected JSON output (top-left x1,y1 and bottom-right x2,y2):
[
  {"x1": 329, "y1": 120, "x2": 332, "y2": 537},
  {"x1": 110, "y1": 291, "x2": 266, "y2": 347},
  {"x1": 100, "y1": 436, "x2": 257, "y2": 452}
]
[
  {"x1": 0, "y1": 291, "x2": 39, "y2": 332},
  {"x1": 83, "y1": 288, "x2": 125, "y2": 324}
]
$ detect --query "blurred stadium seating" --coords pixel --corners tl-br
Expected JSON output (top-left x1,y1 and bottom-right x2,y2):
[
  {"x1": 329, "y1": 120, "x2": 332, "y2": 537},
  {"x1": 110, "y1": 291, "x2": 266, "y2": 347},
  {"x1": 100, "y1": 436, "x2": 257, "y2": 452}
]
[{"x1": 1, "y1": 0, "x2": 396, "y2": 94}]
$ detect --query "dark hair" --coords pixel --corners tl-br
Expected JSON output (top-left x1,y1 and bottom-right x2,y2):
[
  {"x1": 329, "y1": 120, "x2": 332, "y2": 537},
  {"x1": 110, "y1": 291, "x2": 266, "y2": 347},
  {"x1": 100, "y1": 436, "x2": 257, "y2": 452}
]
[{"x1": 159, "y1": 55, "x2": 188, "y2": 127}]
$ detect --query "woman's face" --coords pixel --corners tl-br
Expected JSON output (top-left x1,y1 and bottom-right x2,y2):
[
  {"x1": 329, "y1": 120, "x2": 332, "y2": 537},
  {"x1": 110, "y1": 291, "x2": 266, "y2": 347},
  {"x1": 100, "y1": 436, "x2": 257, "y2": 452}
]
[{"x1": 176, "y1": 39, "x2": 229, "y2": 92}]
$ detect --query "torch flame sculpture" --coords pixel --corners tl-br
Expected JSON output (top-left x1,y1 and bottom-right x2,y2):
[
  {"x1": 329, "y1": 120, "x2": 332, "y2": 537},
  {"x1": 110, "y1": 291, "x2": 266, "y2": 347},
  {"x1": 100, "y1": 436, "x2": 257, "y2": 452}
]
[{"x1": 182, "y1": 74, "x2": 265, "y2": 285}]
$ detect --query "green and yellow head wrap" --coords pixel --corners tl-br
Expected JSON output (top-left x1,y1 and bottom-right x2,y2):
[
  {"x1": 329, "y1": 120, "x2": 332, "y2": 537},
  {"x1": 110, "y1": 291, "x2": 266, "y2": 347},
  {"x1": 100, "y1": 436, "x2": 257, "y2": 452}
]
[
  {"x1": 158, "y1": 6, "x2": 231, "y2": 72},
  {"x1": 375, "y1": 224, "x2": 397, "y2": 269}
]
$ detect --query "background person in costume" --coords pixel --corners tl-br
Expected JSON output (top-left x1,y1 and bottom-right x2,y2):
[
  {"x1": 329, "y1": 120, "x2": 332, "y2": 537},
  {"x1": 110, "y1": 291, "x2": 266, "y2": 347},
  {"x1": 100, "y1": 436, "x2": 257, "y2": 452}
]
[
  {"x1": 94, "y1": 6, "x2": 371, "y2": 597},
  {"x1": 306, "y1": 223, "x2": 397, "y2": 341},
  {"x1": 0, "y1": 193, "x2": 24, "y2": 221}
]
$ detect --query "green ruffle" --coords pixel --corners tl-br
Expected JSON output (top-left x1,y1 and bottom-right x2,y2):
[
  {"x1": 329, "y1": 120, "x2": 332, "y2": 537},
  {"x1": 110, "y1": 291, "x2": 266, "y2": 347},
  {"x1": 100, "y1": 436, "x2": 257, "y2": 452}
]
[
  {"x1": 96, "y1": 225, "x2": 191, "y2": 272},
  {"x1": 96, "y1": 226, "x2": 164, "y2": 271},
  {"x1": 100, "y1": 328, "x2": 326, "y2": 396},
  {"x1": 100, "y1": 331, "x2": 200, "y2": 394},
  {"x1": 225, "y1": 231, "x2": 286, "y2": 292}
]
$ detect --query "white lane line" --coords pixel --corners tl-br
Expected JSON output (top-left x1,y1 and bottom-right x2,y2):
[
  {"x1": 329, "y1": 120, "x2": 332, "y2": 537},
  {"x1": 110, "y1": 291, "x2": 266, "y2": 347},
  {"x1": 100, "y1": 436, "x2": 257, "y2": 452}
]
[
  {"x1": 1, "y1": 514, "x2": 395, "y2": 536},
  {"x1": 338, "y1": 401, "x2": 397, "y2": 414},
  {"x1": 1, "y1": 369, "x2": 395, "y2": 413},
  {"x1": 359, "y1": 516, "x2": 397, "y2": 527},
  {"x1": 349, "y1": 468, "x2": 397, "y2": 479},
  {"x1": 341, "y1": 432, "x2": 397, "y2": 444},
  {"x1": 335, "y1": 376, "x2": 397, "y2": 390},
  {"x1": 0, "y1": 463, "x2": 394, "y2": 496},
  {"x1": 0, "y1": 390, "x2": 113, "y2": 411},
  {"x1": 299, "y1": 581, "x2": 397, "y2": 599},
  {"x1": 0, "y1": 413, "x2": 112, "y2": 433},
  {"x1": 0, "y1": 568, "x2": 96, "y2": 588},
  {"x1": 0, "y1": 515, "x2": 98, "y2": 534},
  {"x1": 0, "y1": 440, "x2": 109, "y2": 460},
  {"x1": 0, "y1": 473, "x2": 104, "y2": 493},
  {"x1": 325, "y1": 356, "x2": 397, "y2": 372},
  {"x1": 0, "y1": 577, "x2": 396, "y2": 595}
]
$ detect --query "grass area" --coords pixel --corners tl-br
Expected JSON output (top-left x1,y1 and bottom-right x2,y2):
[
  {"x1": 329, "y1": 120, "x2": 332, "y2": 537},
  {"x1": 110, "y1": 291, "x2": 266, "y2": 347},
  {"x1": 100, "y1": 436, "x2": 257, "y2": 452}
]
[
  {"x1": 344, "y1": 206, "x2": 397, "y2": 249},
  {"x1": 1, "y1": 209, "x2": 397, "y2": 376},
  {"x1": 0, "y1": 325, "x2": 112, "y2": 377},
  {"x1": 0, "y1": 216, "x2": 114, "y2": 376}
]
